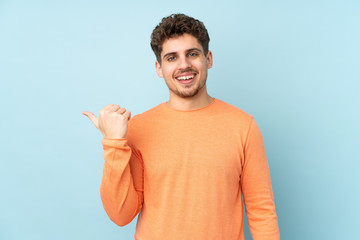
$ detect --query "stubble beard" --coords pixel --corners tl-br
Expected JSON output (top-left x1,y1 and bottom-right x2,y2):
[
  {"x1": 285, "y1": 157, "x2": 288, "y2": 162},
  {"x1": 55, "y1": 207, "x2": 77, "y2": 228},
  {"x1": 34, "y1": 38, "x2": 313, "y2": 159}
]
[{"x1": 166, "y1": 77, "x2": 207, "y2": 98}]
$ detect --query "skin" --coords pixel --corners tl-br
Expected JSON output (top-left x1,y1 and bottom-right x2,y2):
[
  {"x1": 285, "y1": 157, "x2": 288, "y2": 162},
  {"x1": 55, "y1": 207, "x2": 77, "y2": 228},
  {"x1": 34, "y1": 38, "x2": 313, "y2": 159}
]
[
  {"x1": 82, "y1": 104, "x2": 131, "y2": 139},
  {"x1": 155, "y1": 33, "x2": 213, "y2": 111},
  {"x1": 83, "y1": 33, "x2": 213, "y2": 138}
]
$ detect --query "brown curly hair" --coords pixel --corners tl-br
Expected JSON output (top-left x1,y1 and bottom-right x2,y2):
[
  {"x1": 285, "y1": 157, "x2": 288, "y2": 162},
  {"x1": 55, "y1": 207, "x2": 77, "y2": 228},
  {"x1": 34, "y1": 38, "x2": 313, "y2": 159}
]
[{"x1": 150, "y1": 13, "x2": 210, "y2": 63}]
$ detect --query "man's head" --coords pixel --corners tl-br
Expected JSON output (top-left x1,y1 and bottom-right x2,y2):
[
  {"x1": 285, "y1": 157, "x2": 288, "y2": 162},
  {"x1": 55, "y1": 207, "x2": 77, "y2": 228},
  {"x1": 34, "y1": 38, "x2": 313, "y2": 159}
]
[
  {"x1": 151, "y1": 14, "x2": 213, "y2": 99},
  {"x1": 150, "y1": 14, "x2": 210, "y2": 64}
]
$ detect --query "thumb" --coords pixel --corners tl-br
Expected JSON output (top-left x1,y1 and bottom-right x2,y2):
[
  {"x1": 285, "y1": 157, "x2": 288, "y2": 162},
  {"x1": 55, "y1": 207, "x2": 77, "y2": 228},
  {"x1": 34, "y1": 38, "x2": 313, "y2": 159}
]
[{"x1": 82, "y1": 111, "x2": 99, "y2": 128}]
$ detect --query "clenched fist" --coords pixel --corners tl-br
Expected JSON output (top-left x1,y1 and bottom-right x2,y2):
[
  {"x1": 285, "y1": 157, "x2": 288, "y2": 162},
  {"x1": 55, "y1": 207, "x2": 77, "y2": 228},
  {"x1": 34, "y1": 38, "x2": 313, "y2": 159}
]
[{"x1": 83, "y1": 104, "x2": 131, "y2": 139}]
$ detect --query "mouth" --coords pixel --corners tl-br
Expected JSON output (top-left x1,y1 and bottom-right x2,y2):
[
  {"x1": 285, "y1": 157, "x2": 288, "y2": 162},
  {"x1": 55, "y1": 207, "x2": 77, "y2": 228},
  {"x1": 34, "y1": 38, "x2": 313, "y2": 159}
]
[{"x1": 175, "y1": 73, "x2": 196, "y2": 84}]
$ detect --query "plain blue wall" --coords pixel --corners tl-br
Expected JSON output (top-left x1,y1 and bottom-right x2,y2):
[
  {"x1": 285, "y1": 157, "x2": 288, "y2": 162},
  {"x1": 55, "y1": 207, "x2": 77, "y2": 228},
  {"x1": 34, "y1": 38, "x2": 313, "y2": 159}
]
[{"x1": 1, "y1": 0, "x2": 359, "y2": 239}]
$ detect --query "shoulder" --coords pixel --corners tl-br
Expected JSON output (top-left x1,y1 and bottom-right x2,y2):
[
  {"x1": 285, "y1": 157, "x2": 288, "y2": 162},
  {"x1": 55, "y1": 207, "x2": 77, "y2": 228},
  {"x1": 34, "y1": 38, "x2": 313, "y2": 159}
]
[
  {"x1": 214, "y1": 99, "x2": 254, "y2": 123},
  {"x1": 127, "y1": 102, "x2": 165, "y2": 130},
  {"x1": 214, "y1": 99, "x2": 260, "y2": 144},
  {"x1": 125, "y1": 103, "x2": 165, "y2": 146},
  {"x1": 130, "y1": 102, "x2": 163, "y2": 121}
]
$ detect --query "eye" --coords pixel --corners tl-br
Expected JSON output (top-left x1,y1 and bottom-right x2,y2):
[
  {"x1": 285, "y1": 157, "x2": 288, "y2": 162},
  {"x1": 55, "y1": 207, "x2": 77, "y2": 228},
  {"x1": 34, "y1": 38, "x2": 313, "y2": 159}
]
[
  {"x1": 188, "y1": 52, "x2": 198, "y2": 57},
  {"x1": 167, "y1": 56, "x2": 176, "y2": 61}
]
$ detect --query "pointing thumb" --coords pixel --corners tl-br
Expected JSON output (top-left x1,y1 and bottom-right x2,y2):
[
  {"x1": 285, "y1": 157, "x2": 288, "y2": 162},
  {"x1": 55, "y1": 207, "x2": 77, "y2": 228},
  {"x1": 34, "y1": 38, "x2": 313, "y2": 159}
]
[{"x1": 82, "y1": 111, "x2": 99, "y2": 129}]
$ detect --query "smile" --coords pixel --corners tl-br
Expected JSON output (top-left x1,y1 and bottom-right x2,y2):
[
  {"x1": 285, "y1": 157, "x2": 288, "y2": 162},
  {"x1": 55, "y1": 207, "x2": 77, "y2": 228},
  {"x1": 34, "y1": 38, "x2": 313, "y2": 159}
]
[
  {"x1": 175, "y1": 74, "x2": 196, "y2": 84},
  {"x1": 175, "y1": 74, "x2": 195, "y2": 81}
]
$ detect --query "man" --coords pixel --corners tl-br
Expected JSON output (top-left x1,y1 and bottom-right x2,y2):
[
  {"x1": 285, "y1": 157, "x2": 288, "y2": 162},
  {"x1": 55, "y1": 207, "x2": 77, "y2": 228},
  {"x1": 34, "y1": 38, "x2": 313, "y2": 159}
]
[{"x1": 83, "y1": 14, "x2": 280, "y2": 240}]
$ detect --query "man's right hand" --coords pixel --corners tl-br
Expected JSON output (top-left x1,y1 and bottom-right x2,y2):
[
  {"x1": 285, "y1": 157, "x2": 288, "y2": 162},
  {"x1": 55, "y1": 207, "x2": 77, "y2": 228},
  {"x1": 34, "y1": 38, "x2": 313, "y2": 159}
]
[{"x1": 83, "y1": 104, "x2": 131, "y2": 139}]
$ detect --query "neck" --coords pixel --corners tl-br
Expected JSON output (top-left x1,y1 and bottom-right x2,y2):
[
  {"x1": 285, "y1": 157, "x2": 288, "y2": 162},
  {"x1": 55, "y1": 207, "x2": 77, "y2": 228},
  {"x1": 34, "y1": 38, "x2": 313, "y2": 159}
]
[{"x1": 167, "y1": 86, "x2": 214, "y2": 111}]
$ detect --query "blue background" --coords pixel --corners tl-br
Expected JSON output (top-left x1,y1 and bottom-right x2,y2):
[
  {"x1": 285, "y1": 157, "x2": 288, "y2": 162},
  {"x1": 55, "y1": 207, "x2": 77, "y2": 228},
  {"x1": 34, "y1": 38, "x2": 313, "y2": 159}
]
[{"x1": 1, "y1": 0, "x2": 359, "y2": 239}]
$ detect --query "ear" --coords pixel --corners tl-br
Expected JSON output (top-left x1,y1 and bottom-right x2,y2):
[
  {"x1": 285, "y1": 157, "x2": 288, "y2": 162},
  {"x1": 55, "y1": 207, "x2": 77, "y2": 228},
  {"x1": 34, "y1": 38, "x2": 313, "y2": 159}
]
[
  {"x1": 155, "y1": 60, "x2": 163, "y2": 78},
  {"x1": 206, "y1": 51, "x2": 213, "y2": 69}
]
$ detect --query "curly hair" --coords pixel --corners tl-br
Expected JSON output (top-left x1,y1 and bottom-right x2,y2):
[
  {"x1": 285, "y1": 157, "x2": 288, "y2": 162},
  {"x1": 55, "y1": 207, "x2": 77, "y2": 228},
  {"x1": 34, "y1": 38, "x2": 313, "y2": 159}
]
[{"x1": 150, "y1": 13, "x2": 210, "y2": 63}]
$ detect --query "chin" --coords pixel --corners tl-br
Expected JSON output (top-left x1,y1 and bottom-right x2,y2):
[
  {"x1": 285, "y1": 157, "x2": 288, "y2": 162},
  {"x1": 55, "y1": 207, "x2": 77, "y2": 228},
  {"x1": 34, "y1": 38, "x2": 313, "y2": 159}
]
[{"x1": 175, "y1": 88, "x2": 201, "y2": 98}]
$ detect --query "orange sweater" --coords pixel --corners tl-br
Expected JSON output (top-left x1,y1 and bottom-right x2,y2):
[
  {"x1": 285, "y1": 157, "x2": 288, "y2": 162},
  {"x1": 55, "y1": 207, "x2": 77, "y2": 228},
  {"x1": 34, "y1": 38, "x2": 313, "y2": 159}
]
[{"x1": 100, "y1": 98, "x2": 280, "y2": 240}]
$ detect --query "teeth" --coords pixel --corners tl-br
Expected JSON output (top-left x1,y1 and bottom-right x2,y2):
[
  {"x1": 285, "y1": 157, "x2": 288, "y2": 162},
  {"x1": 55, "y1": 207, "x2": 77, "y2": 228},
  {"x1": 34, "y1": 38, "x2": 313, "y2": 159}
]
[{"x1": 177, "y1": 75, "x2": 194, "y2": 80}]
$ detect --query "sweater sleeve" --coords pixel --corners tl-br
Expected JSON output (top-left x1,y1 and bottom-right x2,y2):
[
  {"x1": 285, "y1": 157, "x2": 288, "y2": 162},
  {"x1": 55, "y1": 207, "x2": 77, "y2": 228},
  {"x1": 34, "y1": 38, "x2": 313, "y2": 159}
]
[
  {"x1": 240, "y1": 118, "x2": 280, "y2": 239},
  {"x1": 100, "y1": 138, "x2": 144, "y2": 227}
]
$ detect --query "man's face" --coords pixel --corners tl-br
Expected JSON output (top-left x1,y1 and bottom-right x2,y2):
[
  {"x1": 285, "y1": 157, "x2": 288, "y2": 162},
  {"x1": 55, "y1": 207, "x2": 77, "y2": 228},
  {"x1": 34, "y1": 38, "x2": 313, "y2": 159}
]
[{"x1": 155, "y1": 33, "x2": 213, "y2": 98}]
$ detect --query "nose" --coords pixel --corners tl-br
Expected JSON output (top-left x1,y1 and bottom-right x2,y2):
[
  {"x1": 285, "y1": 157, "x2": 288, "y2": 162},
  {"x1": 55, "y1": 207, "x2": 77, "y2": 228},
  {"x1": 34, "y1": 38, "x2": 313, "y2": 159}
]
[{"x1": 178, "y1": 55, "x2": 192, "y2": 70}]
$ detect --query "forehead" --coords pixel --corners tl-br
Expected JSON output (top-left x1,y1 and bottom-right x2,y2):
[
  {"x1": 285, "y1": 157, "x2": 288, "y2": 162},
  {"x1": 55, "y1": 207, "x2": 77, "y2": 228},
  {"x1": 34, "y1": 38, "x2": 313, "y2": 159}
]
[{"x1": 161, "y1": 33, "x2": 203, "y2": 56}]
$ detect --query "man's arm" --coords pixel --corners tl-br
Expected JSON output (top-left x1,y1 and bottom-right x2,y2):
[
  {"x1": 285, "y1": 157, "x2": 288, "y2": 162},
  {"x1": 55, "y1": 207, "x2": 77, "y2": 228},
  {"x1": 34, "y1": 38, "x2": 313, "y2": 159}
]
[
  {"x1": 83, "y1": 104, "x2": 143, "y2": 226},
  {"x1": 241, "y1": 118, "x2": 280, "y2": 239},
  {"x1": 100, "y1": 138, "x2": 143, "y2": 226}
]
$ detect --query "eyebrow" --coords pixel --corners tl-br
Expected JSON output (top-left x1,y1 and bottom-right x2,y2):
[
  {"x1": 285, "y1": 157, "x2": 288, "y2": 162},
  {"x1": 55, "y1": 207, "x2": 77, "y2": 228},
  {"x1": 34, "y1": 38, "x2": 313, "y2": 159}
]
[{"x1": 162, "y1": 48, "x2": 203, "y2": 60}]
